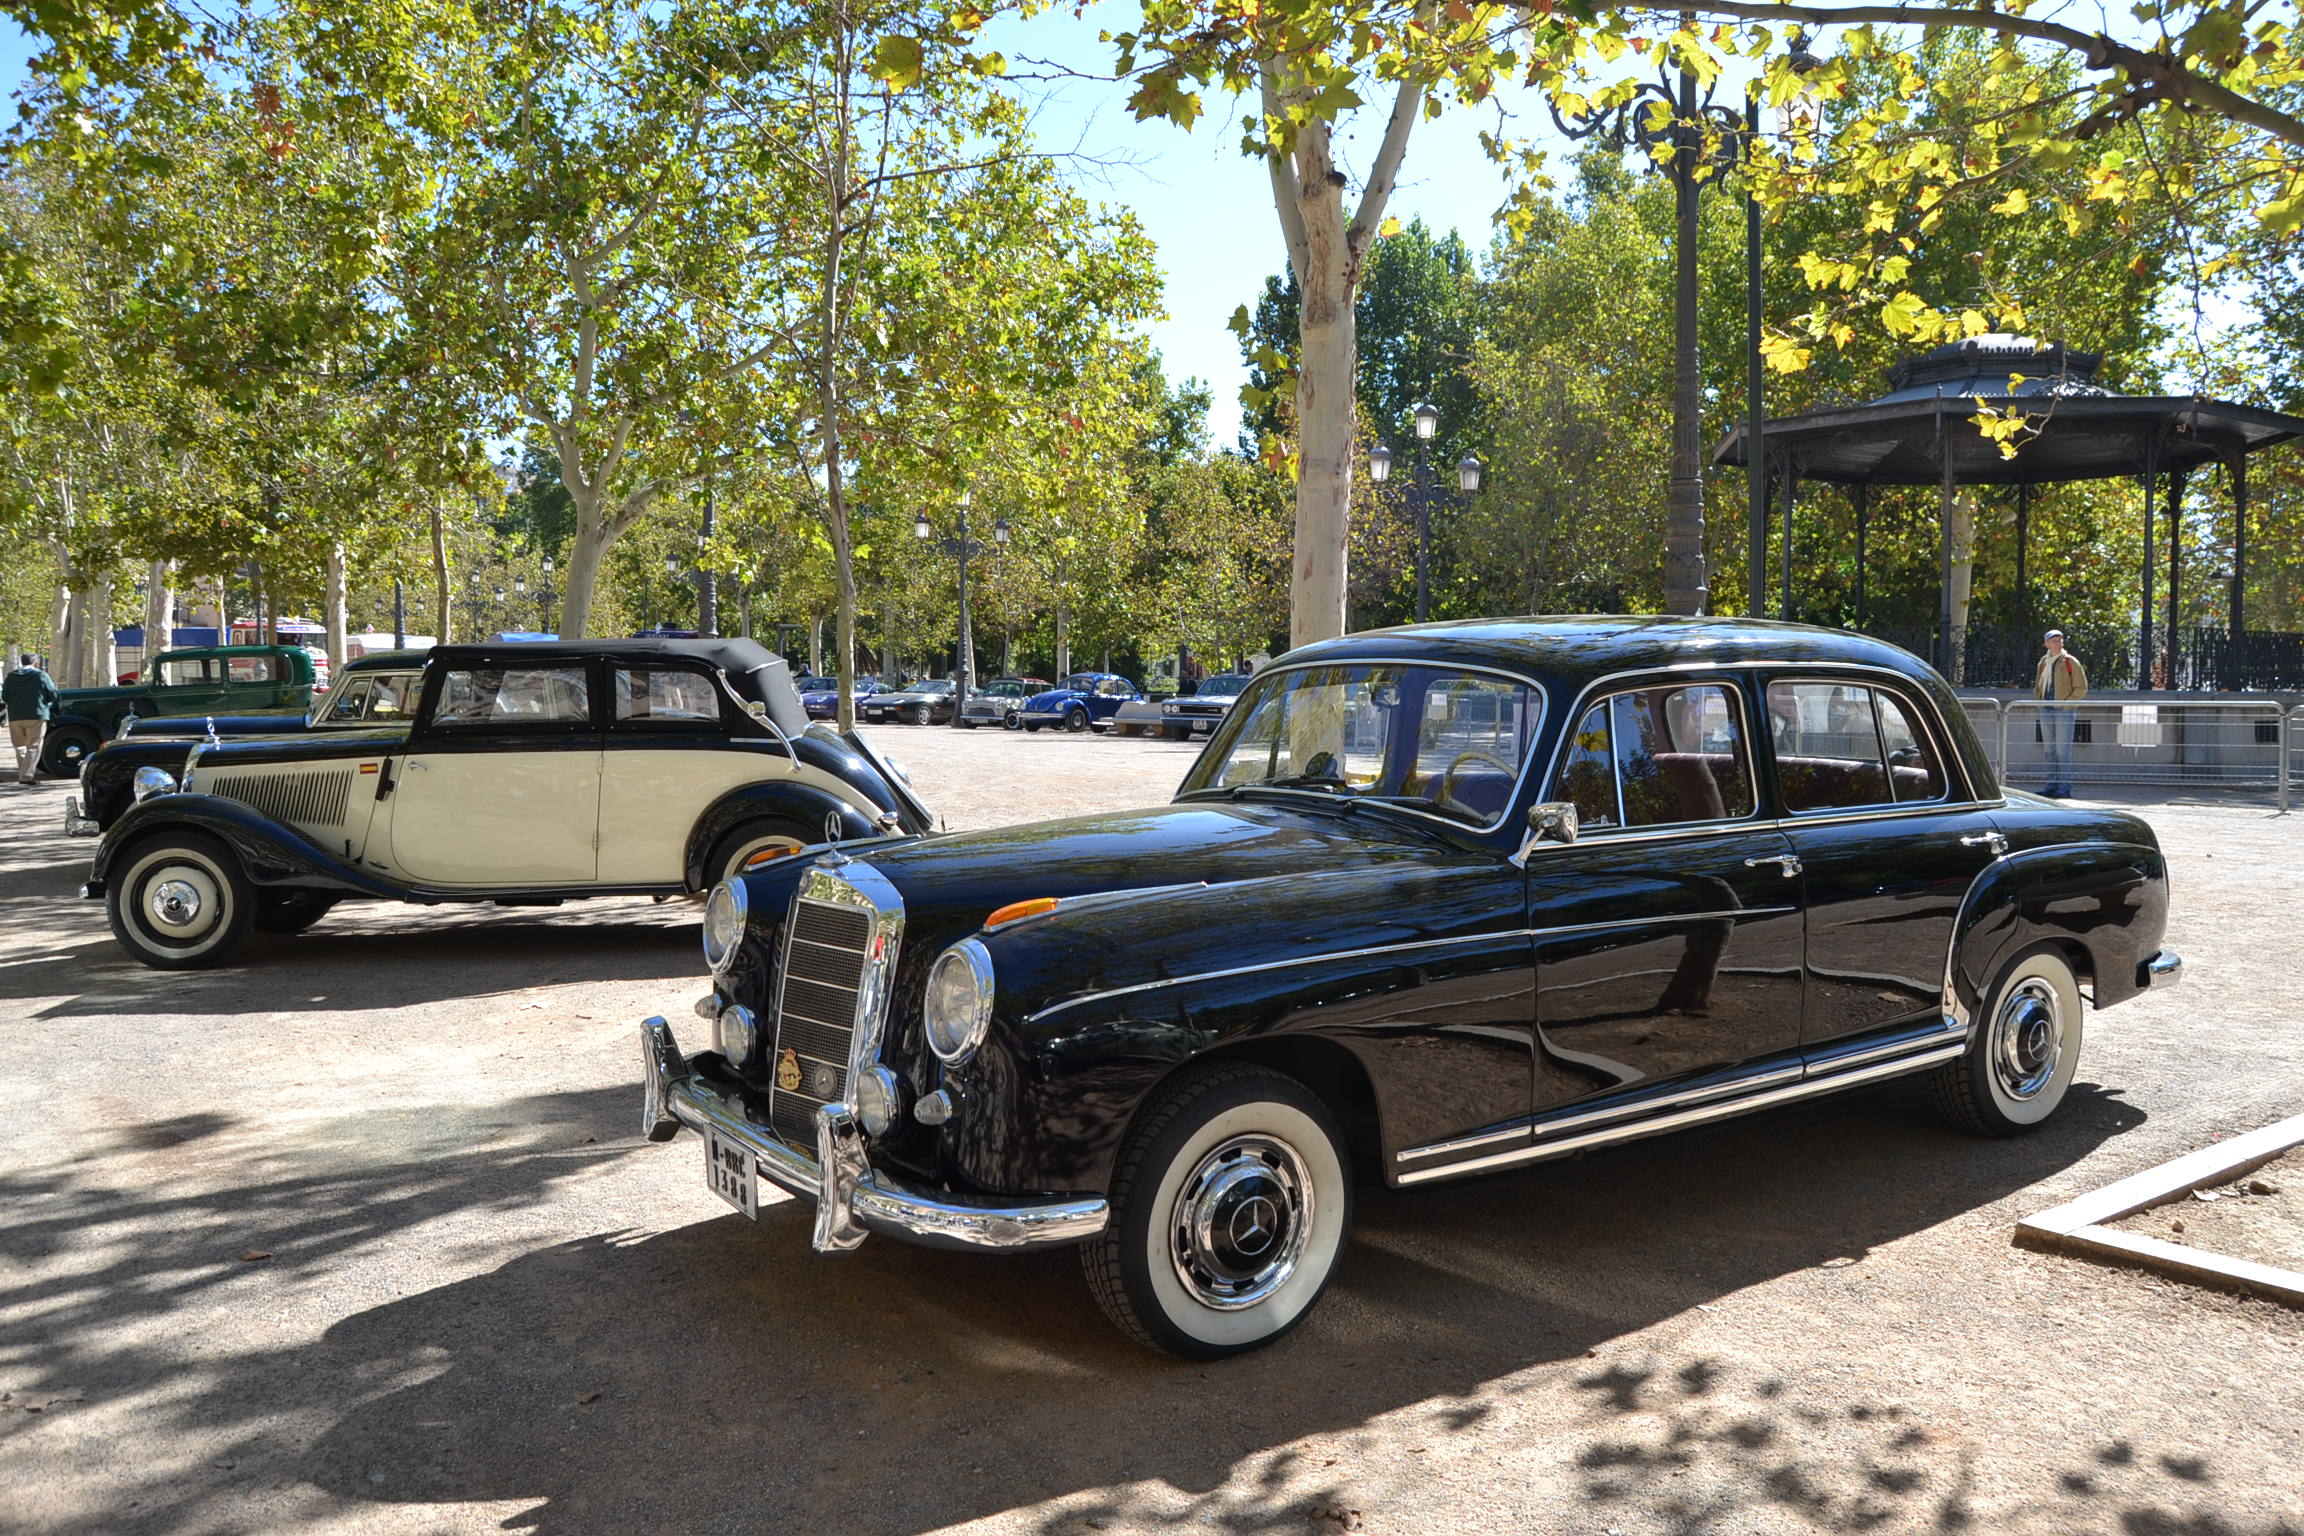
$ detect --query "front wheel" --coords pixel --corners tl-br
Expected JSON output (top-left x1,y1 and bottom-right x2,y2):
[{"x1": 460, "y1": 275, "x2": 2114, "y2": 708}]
[
  {"x1": 1064, "y1": 706, "x2": 1089, "y2": 733},
  {"x1": 41, "y1": 726, "x2": 100, "y2": 779},
  {"x1": 1083, "y1": 1063, "x2": 1351, "y2": 1359},
  {"x1": 1003, "y1": 712, "x2": 1023, "y2": 732},
  {"x1": 1934, "y1": 945, "x2": 2086, "y2": 1136},
  {"x1": 912, "y1": 705, "x2": 931, "y2": 725},
  {"x1": 703, "y1": 815, "x2": 814, "y2": 889},
  {"x1": 107, "y1": 830, "x2": 254, "y2": 969}
]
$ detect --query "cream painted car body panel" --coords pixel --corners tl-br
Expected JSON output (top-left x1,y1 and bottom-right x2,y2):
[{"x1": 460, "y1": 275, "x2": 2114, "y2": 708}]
[
  {"x1": 386, "y1": 750, "x2": 603, "y2": 885},
  {"x1": 595, "y1": 744, "x2": 885, "y2": 884},
  {"x1": 183, "y1": 756, "x2": 384, "y2": 859}
]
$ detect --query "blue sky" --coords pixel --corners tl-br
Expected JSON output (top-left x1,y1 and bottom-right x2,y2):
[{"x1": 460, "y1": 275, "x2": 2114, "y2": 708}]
[{"x1": 0, "y1": 9, "x2": 1566, "y2": 447}]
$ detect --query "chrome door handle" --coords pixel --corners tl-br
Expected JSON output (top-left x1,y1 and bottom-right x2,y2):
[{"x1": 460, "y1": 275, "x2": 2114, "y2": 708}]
[
  {"x1": 1961, "y1": 831, "x2": 2008, "y2": 855},
  {"x1": 1744, "y1": 854, "x2": 1802, "y2": 877}
]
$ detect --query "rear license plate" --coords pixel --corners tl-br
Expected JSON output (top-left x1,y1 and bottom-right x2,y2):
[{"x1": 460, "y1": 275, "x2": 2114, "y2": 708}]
[{"x1": 705, "y1": 1129, "x2": 758, "y2": 1219}]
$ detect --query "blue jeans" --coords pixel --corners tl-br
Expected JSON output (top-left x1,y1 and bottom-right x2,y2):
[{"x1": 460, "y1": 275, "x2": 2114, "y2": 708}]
[{"x1": 2039, "y1": 705, "x2": 2075, "y2": 795}]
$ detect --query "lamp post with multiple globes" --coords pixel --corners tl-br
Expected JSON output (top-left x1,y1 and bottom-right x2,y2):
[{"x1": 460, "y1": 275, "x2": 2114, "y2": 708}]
[
  {"x1": 1368, "y1": 402, "x2": 1481, "y2": 623},
  {"x1": 913, "y1": 489, "x2": 1010, "y2": 726}
]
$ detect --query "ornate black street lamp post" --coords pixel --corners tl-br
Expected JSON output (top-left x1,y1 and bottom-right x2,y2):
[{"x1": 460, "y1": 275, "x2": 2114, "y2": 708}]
[
  {"x1": 1369, "y1": 402, "x2": 1481, "y2": 622},
  {"x1": 914, "y1": 490, "x2": 1010, "y2": 727}
]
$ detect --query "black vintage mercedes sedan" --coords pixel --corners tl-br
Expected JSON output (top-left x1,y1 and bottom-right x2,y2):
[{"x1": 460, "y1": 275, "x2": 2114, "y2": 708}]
[{"x1": 640, "y1": 617, "x2": 2180, "y2": 1357}]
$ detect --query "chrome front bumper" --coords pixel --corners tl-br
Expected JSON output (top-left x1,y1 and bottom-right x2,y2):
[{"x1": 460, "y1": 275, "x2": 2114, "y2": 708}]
[
  {"x1": 62, "y1": 796, "x2": 100, "y2": 837},
  {"x1": 2140, "y1": 949, "x2": 2183, "y2": 989},
  {"x1": 639, "y1": 1017, "x2": 1107, "y2": 1254}
]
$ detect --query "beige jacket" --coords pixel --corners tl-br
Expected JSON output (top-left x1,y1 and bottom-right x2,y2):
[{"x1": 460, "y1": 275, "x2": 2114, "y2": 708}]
[{"x1": 2035, "y1": 651, "x2": 2088, "y2": 701}]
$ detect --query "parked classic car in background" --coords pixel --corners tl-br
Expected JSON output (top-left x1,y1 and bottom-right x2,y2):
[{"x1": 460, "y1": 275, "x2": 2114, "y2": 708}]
[
  {"x1": 1159, "y1": 672, "x2": 1255, "y2": 740},
  {"x1": 39, "y1": 644, "x2": 319, "y2": 779},
  {"x1": 862, "y1": 678, "x2": 960, "y2": 726},
  {"x1": 799, "y1": 675, "x2": 885, "y2": 720},
  {"x1": 68, "y1": 650, "x2": 428, "y2": 835},
  {"x1": 956, "y1": 676, "x2": 1049, "y2": 729},
  {"x1": 640, "y1": 617, "x2": 2181, "y2": 1357},
  {"x1": 85, "y1": 638, "x2": 932, "y2": 969},
  {"x1": 1017, "y1": 673, "x2": 1141, "y2": 733}
]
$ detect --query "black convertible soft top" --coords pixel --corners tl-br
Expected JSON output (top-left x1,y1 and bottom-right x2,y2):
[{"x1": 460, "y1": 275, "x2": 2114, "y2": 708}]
[{"x1": 426, "y1": 637, "x2": 807, "y2": 735}]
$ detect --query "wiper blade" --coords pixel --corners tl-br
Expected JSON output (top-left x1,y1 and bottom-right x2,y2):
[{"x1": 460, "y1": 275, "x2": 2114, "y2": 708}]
[{"x1": 1260, "y1": 775, "x2": 1348, "y2": 793}]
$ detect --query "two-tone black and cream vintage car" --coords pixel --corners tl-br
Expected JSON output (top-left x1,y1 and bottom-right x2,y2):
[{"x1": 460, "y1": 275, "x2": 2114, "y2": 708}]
[
  {"x1": 640, "y1": 617, "x2": 2181, "y2": 1358},
  {"x1": 84, "y1": 638, "x2": 932, "y2": 969}
]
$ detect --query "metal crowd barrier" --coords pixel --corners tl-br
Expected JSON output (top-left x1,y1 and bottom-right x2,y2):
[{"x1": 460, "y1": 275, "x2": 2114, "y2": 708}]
[{"x1": 1954, "y1": 694, "x2": 2304, "y2": 808}]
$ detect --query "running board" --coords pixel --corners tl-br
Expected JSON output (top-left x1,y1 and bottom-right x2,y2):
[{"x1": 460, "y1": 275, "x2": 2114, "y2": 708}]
[{"x1": 1393, "y1": 1040, "x2": 1966, "y2": 1187}]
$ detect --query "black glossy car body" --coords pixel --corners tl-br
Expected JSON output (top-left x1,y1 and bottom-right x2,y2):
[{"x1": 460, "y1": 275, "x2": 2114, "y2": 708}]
[
  {"x1": 861, "y1": 679, "x2": 959, "y2": 725},
  {"x1": 643, "y1": 617, "x2": 2180, "y2": 1355},
  {"x1": 85, "y1": 638, "x2": 934, "y2": 968},
  {"x1": 71, "y1": 651, "x2": 428, "y2": 834}
]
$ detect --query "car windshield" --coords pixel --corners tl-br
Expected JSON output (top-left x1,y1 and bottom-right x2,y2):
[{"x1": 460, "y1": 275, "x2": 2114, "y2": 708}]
[
  {"x1": 915, "y1": 680, "x2": 954, "y2": 696},
  {"x1": 1180, "y1": 663, "x2": 1541, "y2": 827},
  {"x1": 797, "y1": 677, "x2": 835, "y2": 692},
  {"x1": 1196, "y1": 675, "x2": 1253, "y2": 699},
  {"x1": 1057, "y1": 675, "x2": 1099, "y2": 691},
  {"x1": 980, "y1": 681, "x2": 1026, "y2": 697}
]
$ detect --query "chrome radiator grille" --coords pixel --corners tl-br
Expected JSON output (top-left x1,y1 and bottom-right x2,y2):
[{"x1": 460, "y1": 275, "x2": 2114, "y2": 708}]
[
  {"x1": 767, "y1": 865, "x2": 902, "y2": 1144},
  {"x1": 208, "y1": 770, "x2": 354, "y2": 831}
]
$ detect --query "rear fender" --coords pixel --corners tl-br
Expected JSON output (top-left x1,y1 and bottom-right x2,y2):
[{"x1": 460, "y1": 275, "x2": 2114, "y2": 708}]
[
  {"x1": 88, "y1": 793, "x2": 400, "y2": 900},
  {"x1": 1945, "y1": 841, "x2": 2168, "y2": 1026},
  {"x1": 683, "y1": 782, "x2": 886, "y2": 891}
]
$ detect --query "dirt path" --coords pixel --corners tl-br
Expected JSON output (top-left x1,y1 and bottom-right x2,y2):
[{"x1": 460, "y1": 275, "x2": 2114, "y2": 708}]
[{"x1": 0, "y1": 742, "x2": 2298, "y2": 1536}]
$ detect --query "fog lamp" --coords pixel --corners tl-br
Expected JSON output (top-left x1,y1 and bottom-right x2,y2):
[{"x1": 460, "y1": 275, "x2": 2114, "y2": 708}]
[
  {"x1": 854, "y1": 1065, "x2": 901, "y2": 1136},
  {"x1": 716, "y1": 1004, "x2": 759, "y2": 1066}
]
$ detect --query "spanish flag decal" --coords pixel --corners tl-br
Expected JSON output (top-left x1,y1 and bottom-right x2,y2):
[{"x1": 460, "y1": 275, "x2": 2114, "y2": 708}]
[{"x1": 359, "y1": 762, "x2": 379, "y2": 774}]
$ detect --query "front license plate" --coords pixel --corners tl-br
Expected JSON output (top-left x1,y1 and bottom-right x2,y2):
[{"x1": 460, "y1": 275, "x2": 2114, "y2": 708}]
[{"x1": 704, "y1": 1129, "x2": 758, "y2": 1219}]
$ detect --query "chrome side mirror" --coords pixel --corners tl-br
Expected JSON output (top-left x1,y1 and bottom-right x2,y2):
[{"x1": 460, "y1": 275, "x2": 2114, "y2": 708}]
[{"x1": 1510, "y1": 801, "x2": 1579, "y2": 868}]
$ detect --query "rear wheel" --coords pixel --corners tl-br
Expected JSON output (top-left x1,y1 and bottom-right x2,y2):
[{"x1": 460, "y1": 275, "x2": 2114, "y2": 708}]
[
  {"x1": 1083, "y1": 1063, "x2": 1351, "y2": 1359},
  {"x1": 1934, "y1": 945, "x2": 2086, "y2": 1136},
  {"x1": 41, "y1": 725, "x2": 100, "y2": 779},
  {"x1": 703, "y1": 815, "x2": 814, "y2": 890},
  {"x1": 1004, "y1": 712, "x2": 1024, "y2": 732},
  {"x1": 912, "y1": 704, "x2": 931, "y2": 725},
  {"x1": 107, "y1": 831, "x2": 253, "y2": 969}
]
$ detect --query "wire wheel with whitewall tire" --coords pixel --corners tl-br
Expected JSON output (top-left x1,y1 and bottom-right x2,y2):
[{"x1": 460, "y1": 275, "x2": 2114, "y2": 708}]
[
  {"x1": 107, "y1": 830, "x2": 254, "y2": 969},
  {"x1": 1935, "y1": 945, "x2": 2087, "y2": 1137},
  {"x1": 1084, "y1": 1063, "x2": 1352, "y2": 1359},
  {"x1": 704, "y1": 816, "x2": 813, "y2": 890},
  {"x1": 40, "y1": 725, "x2": 99, "y2": 779},
  {"x1": 1064, "y1": 705, "x2": 1090, "y2": 733}
]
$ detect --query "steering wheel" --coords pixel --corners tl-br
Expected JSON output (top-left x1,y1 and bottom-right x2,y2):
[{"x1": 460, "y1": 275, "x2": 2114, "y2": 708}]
[{"x1": 1437, "y1": 750, "x2": 1516, "y2": 818}]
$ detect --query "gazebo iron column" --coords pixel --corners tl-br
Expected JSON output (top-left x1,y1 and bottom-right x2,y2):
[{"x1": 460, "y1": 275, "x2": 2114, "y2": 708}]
[
  {"x1": 2139, "y1": 436, "x2": 2159, "y2": 690},
  {"x1": 2230, "y1": 450, "x2": 2249, "y2": 648},
  {"x1": 2166, "y1": 466, "x2": 2186, "y2": 691},
  {"x1": 1852, "y1": 483, "x2": 1868, "y2": 630},
  {"x1": 2014, "y1": 483, "x2": 2029, "y2": 628},
  {"x1": 1779, "y1": 454, "x2": 1796, "y2": 622},
  {"x1": 1935, "y1": 410, "x2": 1959, "y2": 680}
]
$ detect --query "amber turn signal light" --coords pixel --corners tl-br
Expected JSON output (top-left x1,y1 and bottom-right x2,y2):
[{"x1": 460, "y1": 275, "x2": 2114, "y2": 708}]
[
  {"x1": 741, "y1": 847, "x2": 798, "y2": 871},
  {"x1": 984, "y1": 897, "x2": 1059, "y2": 928}
]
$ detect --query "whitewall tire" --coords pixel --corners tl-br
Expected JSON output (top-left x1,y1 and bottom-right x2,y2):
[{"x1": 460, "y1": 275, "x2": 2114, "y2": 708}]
[
  {"x1": 107, "y1": 831, "x2": 254, "y2": 970},
  {"x1": 706, "y1": 817, "x2": 813, "y2": 889},
  {"x1": 1935, "y1": 945, "x2": 2086, "y2": 1136},
  {"x1": 1084, "y1": 1063, "x2": 1351, "y2": 1359}
]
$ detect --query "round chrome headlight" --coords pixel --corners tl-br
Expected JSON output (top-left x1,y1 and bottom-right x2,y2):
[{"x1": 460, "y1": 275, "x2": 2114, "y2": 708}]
[
  {"x1": 715, "y1": 1004, "x2": 759, "y2": 1066},
  {"x1": 702, "y1": 879, "x2": 748, "y2": 975},
  {"x1": 132, "y1": 766, "x2": 178, "y2": 801},
  {"x1": 1161, "y1": 702, "x2": 1179, "y2": 715},
  {"x1": 924, "y1": 939, "x2": 995, "y2": 1064}
]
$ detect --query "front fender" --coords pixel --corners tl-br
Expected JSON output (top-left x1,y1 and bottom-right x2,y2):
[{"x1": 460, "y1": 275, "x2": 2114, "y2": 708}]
[
  {"x1": 81, "y1": 740, "x2": 199, "y2": 830},
  {"x1": 683, "y1": 782, "x2": 886, "y2": 891},
  {"x1": 88, "y1": 794, "x2": 400, "y2": 900},
  {"x1": 1947, "y1": 840, "x2": 2168, "y2": 1026}
]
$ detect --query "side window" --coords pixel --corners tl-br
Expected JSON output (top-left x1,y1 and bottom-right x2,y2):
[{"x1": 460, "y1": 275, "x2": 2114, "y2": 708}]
[
  {"x1": 614, "y1": 668, "x2": 723, "y2": 725},
  {"x1": 368, "y1": 674, "x2": 415, "y2": 719},
  {"x1": 1767, "y1": 681, "x2": 1945, "y2": 811},
  {"x1": 430, "y1": 666, "x2": 592, "y2": 728},
  {"x1": 321, "y1": 677, "x2": 375, "y2": 723},
  {"x1": 226, "y1": 655, "x2": 275, "y2": 683},
  {"x1": 1554, "y1": 683, "x2": 1754, "y2": 831},
  {"x1": 158, "y1": 658, "x2": 211, "y2": 687}
]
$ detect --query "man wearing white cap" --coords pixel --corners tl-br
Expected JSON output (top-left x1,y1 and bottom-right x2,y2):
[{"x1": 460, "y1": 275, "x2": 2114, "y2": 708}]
[{"x1": 2033, "y1": 629, "x2": 2088, "y2": 797}]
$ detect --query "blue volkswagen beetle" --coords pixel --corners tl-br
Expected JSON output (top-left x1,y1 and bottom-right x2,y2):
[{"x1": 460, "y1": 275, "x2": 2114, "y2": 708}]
[{"x1": 1018, "y1": 673, "x2": 1141, "y2": 733}]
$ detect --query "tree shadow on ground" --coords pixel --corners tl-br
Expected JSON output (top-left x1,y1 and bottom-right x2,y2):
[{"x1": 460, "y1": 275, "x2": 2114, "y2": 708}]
[{"x1": 15, "y1": 1073, "x2": 2291, "y2": 1535}]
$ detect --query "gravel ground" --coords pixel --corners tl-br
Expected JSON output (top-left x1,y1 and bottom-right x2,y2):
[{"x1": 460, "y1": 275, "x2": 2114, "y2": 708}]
[
  {"x1": 2115, "y1": 1146, "x2": 2304, "y2": 1274},
  {"x1": 1, "y1": 729, "x2": 2299, "y2": 1536}
]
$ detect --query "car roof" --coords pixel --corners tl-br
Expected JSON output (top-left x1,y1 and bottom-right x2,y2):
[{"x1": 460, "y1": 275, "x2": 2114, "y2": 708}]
[
  {"x1": 1282, "y1": 616, "x2": 1943, "y2": 692},
  {"x1": 426, "y1": 636, "x2": 807, "y2": 733},
  {"x1": 342, "y1": 650, "x2": 427, "y2": 672}
]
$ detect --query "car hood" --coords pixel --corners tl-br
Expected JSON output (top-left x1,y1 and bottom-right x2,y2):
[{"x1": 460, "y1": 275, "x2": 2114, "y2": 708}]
[
  {"x1": 1023, "y1": 688, "x2": 1089, "y2": 709},
  {"x1": 184, "y1": 726, "x2": 412, "y2": 771}
]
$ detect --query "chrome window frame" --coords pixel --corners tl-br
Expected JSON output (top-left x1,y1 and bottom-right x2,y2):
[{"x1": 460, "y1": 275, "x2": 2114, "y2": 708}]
[
  {"x1": 1764, "y1": 672, "x2": 1959, "y2": 818},
  {"x1": 1548, "y1": 676, "x2": 1764, "y2": 839},
  {"x1": 1173, "y1": 656, "x2": 1550, "y2": 836}
]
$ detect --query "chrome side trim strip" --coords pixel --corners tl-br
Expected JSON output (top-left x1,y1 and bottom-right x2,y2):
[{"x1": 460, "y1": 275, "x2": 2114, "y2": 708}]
[
  {"x1": 1024, "y1": 906, "x2": 1800, "y2": 1025},
  {"x1": 1802, "y1": 1018, "x2": 1966, "y2": 1077},
  {"x1": 1395, "y1": 1061, "x2": 1807, "y2": 1165},
  {"x1": 1393, "y1": 1041, "x2": 1965, "y2": 1186}
]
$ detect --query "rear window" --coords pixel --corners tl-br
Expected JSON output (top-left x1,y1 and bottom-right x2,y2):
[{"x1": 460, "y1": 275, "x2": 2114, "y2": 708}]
[{"x1": 614, "y1": 668, "x2": 722, "y2": 725}]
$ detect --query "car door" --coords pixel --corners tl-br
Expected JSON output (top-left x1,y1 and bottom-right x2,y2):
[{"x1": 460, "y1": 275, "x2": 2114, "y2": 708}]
[
  {"x1": 596, "y1": 664, "x2": 770, "y2": 884},
  {"x1": 1528, "y1": 677, "x2": 1808, "y2": 1115},
  {"x1": 149, "y1": 654, "x2": 229, "y2": 717},
  {"x1": 1763, "y1": 675, "x2": 2002, "y2": 1055},
  {"x1": 384, "y1": 660, "x2": 603, "y2": 886}
]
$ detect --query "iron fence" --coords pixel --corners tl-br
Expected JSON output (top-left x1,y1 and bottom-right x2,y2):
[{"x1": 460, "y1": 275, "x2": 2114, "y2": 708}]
[
  {"x1": 1857, "y1": 623, "x2": 2304, "y2": 692},
  {"x1": 1955, "y1": 694, "x2": 2304, "y2": 808}
]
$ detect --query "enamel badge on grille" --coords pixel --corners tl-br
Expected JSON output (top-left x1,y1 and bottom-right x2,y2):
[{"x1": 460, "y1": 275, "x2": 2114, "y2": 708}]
[{"x1": 776, "y1": 1049, "x2": 802, "y2": 1092}]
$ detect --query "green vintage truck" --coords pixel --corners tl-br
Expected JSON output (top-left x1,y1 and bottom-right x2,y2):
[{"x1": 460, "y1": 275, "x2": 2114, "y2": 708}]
[{"x1": 39, "y1": 645, "x2": 317, "y2": 777}]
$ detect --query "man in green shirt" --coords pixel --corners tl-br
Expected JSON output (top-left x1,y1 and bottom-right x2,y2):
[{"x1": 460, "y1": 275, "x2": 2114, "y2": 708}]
[{"x1": 4, "y1": 653, "x2": 61, "y2": 786}]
